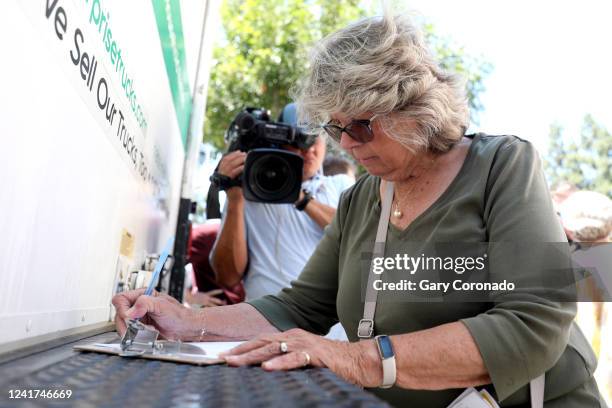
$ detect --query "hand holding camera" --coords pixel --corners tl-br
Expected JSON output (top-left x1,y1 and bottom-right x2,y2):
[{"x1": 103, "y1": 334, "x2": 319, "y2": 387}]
[
  {"x1": 218, "y1": 151, "x2": 246, "y2": 180},
  {"x1": 216, "y1": 151, "x2": 247, "y2": 202},
  {"x1": 210, "y1": 107, "x2": 318, "y2": 204}
]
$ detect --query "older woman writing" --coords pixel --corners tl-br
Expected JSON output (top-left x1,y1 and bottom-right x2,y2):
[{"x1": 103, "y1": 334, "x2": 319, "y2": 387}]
[{"x1": 112, "y1": 14, "x2": 603, "y2": 407}]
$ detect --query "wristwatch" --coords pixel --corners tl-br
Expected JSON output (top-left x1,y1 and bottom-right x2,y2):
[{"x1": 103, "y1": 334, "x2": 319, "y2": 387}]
[
  {"x1": 209, "y1": 170, "x2": 241, "y2": 191},
  {"x1": 374, "y1": 335, "x2": 396, "y2": 388},
  {"x1": 294, "y1": 189, "x2": 313, "y2": 211}
]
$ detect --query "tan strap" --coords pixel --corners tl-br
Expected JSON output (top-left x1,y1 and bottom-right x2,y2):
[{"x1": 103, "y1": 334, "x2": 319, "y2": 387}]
[{"x1": 358, "y1": 181, "x2": 394, "y2": 339}]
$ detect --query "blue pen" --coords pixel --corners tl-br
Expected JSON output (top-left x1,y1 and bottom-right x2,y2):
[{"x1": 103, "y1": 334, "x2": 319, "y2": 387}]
[
  {"x1": 144, "y1": 236, "x2": 175, "y2": 297},
  {"x1": 120, "y1": 237, "x2": 175, "y2": 352}
]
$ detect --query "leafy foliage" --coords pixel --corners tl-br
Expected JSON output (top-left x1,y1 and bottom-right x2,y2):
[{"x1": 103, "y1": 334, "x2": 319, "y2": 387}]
[
  {"x1": 423, "y1": 24, "x2": 492, "y2": 122},
  {"x1": 204, "y1": 1, "x2": 492, "y2": 150},
  {"x1": 545, "y1": 115, "x2": 612, "y2": 196}
]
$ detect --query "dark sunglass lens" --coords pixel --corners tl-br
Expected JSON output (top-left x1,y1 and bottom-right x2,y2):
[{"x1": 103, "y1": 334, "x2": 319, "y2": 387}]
[
  {"x1": 346, "y1": 122, "x2": 373, "y2": 143},
  {"x1": 323, "y1": 126, "x2": 343, "y2": 142}
]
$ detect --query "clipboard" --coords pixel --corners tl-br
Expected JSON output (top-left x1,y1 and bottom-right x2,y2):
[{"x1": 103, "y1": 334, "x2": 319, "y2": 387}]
[
  {"x1": 74, "y1": 340, "x2": 245, "y2": 366},
  {"x1": 75, "y1": 242, "x2": 244, "y2": 366}
]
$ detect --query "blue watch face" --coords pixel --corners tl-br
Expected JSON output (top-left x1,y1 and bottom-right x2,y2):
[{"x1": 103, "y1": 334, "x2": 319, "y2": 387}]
[{"x1": 377, "y1": 336, "x2": 394, "y2": 359}]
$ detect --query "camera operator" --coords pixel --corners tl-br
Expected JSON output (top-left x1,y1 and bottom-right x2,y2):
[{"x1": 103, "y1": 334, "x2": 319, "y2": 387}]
[{"x1": 210, "y1": 104, "x2": 353, "y2": 338}]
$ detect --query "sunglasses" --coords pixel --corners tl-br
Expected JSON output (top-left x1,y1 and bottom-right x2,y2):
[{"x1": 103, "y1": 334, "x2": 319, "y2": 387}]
[{"x1": 322, "y1": 114, "x2": 380, "y2": 144}]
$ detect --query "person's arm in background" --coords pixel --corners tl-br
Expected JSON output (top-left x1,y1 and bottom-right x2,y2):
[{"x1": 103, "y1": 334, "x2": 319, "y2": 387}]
[
  {"x1": 301, "y1": 174, "x2": 355, "y2": 229},
  {"x1": 210, "y1": 151, "x2": 249, "y2": 288},
  {"x1": 300, "y1": 191, "x2": 336, "y2": 228}
]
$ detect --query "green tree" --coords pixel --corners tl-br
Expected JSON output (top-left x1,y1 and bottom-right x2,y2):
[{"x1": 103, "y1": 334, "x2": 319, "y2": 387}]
[
  {"x1": 204, "y1": 1, "x2": 492, "y2": 150},
  {"x1": 545, "y1": 115, "x2": 612, "y2": 196},
  {"x1": 423, "y1": 24, "x2": 492, "y2": 121}
]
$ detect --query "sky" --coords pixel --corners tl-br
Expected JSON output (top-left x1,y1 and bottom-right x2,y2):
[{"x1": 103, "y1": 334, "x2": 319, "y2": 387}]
[{"x1": 398, "y1": 0, "x2": 612, "y2": 153}]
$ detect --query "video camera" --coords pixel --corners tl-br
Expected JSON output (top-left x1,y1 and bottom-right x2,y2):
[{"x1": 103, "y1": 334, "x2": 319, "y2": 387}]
[{"x1": 211, "y1": 107, "x2": 317, "y2": 203}]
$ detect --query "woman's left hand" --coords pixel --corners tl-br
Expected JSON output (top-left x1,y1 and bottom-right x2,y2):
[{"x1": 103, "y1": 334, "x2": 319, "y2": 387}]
[
  {"x1": 221, "y1": 328, "x2": 332, "y2": 371},
  {"x1": 220, "y1": 328, "x2": 383, "y2": 387}
]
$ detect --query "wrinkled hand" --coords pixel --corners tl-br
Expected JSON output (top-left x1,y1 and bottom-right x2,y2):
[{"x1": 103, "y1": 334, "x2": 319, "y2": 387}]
[
  {"x1": 221, "y1": 328, "x2": 331, "y2": 370},
  {"x1": 220, "y1": 328, "x2": 381, "y2": 387},
  {"x1": 112, "y1": 288, "x2": 201, "y2": 341}
]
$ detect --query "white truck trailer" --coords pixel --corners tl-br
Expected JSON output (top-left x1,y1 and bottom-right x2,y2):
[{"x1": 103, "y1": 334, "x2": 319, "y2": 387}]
[{"x1": 0, "y1": 0, "x2": 220, "y2": 351}]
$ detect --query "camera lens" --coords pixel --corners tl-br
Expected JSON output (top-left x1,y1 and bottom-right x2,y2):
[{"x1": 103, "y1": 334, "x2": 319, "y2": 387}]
[
  {"x1": 248, "y1": 154, "x2": 296, "y2": 201},
  {"x1": 242, "y1": 148, "x2": 303, "y2": 204},
  {"x1": 256, "y1": 164, "x2": 287, "y2": 192}
]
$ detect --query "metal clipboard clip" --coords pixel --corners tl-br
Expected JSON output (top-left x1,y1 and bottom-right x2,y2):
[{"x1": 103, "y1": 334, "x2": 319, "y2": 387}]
[
  {"x1": 119, "y1": 319, "x2": 159, "y2": 357},
  {"x1": 119, "y1": 319, "x2": 207, "y2": 357}
]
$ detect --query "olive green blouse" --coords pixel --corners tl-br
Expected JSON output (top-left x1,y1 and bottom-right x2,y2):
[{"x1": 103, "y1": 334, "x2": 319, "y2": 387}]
[{"x1": 248, "y1": 134, "x2": 602, "y2": 407}]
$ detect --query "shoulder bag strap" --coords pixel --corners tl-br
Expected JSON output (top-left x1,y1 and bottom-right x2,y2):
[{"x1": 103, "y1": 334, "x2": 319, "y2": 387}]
[
  {"x1": 358, "y1": 180, "x2": 394, "y2": 339},
  {"x1": 530, "y1": 374, "x2": 545, "y2": 408}
]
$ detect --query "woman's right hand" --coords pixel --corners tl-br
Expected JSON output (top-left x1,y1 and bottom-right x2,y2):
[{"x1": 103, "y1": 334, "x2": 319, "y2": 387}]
[{"x1": 112, "y1": 289, "x2": 202, "y2": 341}]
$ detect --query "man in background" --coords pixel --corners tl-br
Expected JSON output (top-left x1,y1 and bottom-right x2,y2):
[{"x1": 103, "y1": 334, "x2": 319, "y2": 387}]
[
  {"x1": 210, "y1": 103, "x2": 353, "y2": 339},
  {"x1": 323, "y1": 155, "x2": 356, "y2": 181}
]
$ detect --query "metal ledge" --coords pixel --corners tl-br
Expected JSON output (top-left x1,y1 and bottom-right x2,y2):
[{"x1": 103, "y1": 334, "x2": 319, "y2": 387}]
[{"x1": 0, "y1": 322, "x2": 115, "y2": 365}]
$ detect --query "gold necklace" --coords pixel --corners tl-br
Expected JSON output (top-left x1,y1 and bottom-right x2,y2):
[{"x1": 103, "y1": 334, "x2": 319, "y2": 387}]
[
  {"x1": 392, "y1": 156, "x2": 437, "y2": 219},
  {"x1": 392, "y1": 182, "x2": 417, "y2": 219}
]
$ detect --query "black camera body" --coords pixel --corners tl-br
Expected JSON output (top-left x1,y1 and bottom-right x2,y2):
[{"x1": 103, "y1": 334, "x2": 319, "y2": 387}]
[{"x1": 219, "y1": 107, "x2": 317, "y2": 203}]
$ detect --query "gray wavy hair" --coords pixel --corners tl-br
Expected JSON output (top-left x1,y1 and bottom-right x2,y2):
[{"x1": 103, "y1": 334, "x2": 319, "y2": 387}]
[{"x1": 294, "y1": 13, "x2": 469, "y2": 153}]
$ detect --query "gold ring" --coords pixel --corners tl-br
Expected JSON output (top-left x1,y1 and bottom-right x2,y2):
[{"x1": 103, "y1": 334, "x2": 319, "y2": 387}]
[
  {"x1": 301, "y1": 351, "x2": 311, "y2": 367},
  {"x1": 279, "y1": 341, "x2": 289, "y2": 353}
]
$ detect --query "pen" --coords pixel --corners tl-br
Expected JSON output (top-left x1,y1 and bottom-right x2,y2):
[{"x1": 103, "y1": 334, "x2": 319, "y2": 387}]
[
  {"x1": 144, "y1": 236, "x2": 175, "y2": 297},
  {"x1": 119, "y1": 237, "x2": 175, "y2": 352}
]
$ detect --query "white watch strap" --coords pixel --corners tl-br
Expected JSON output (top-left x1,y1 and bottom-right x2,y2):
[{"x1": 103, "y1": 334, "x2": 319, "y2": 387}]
[{"x1": 380, "y1": 356, "x2": 397, "y2": 388}]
